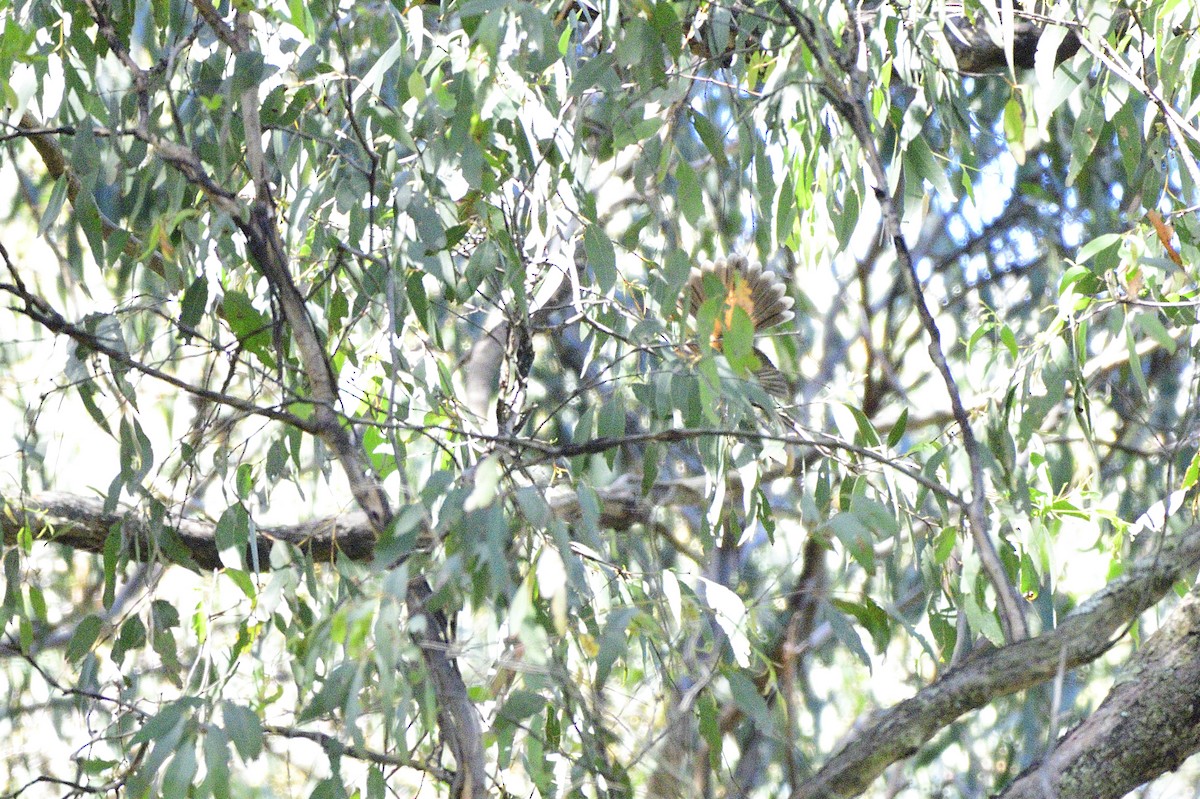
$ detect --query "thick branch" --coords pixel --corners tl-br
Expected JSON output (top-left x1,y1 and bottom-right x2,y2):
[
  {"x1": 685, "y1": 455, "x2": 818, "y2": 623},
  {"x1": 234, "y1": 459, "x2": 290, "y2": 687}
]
[
  {"x1": 233, "y1": 89, "x2": 486, "y2": 796},
  {"x1": 944, "y1": 13, "x2": 1081, "y2": 74},
  {"x1": 191, "y1": 27, "x2": 484, "y2": 785},
  {"x1": 791, "y1": 523, "x2": 1200, "y2": 799},
  {"x1": 1000, "y1": 590, "x2": 1200, "y2": 799},
  {"x1": 0, "y1": 492, "x2": 379, "y2": 570},
  {"x1": 0, "y1": 477, "x2": 675, "y2": 571}
]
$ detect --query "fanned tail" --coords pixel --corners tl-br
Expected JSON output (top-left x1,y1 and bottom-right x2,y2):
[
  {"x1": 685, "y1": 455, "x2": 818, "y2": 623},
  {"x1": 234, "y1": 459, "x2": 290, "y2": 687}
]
[{"x1": 684, "y1": 254, "x2": 795, "y2": 333}]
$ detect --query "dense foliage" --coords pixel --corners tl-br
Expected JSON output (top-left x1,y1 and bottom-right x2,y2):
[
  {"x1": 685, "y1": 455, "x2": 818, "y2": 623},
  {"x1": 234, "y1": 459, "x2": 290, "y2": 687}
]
[{"x1": 2, "y1": 0, "x2": 1199, "y2": 797}]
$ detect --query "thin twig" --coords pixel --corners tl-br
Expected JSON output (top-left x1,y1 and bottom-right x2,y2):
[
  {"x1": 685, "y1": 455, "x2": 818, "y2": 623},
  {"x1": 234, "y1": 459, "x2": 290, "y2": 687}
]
[{"x1": 783, "y1": 0, "x2": 1028, "y2": 641}]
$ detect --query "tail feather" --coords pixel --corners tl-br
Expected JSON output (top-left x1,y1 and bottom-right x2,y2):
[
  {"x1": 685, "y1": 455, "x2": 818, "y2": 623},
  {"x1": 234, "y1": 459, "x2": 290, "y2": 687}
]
[
  {"x1": 752, "y1": 347, "x2": 793, "y2": 399},
  {"x1": 685, "y1": 254, "x2": 795, "y2": 333},
  {"x1": 683, "y1": 254, "x2": 796, "y2": 401}
]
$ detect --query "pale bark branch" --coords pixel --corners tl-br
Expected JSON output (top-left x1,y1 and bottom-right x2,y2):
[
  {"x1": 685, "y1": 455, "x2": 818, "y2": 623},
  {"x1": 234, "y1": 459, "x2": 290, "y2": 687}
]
[
  {"x1": 1000, "y1": 590, "x2": 1200, "y2": 799},
  {"x1": 0, "y1": 492, "x2": 379, "y2": 571},
  {"x1": 792, "y1": 523, "x2": 1200, "y2": 799}
]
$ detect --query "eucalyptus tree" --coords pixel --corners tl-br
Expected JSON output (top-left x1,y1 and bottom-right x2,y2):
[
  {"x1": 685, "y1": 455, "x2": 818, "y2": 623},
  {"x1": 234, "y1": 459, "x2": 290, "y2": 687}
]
[{"x1": 2, "y1": 0, "x2": 1199, "y2": 797}]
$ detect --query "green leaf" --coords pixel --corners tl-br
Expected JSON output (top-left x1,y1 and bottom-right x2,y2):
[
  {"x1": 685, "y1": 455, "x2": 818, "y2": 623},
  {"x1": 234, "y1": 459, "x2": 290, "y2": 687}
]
[
  {"x1": 595, "y1": 606, "x2": 637, "y2": 687},
  {"x1": 597, "y1": 393, "x2": 625, "y2": 465},
  {"x1": 569, "y1": 52, "x2": 616, "y2": 97},
  {"x1": 76, "y1": 381, "x2": 112, "y2": 434},
  {"x1": 834, "y1": 184, "x2": 861, "y2": 248},
  {"x1": 676, "y1": 158, "x2": 703, "y2": 224},
  {"x1": 777, "y1": 173, "x2": 797, "y2": 241},
  {"x1": 203, "y1": 724, "x2": 232, "y2": 797},
  {"x1": 693, "y1": 576, "x2": 751, "y2": 667},
  {"x1": 642, "y1": 441, "x2": 661, "y2": 493},
  {"x1": 287, "y1": 0, "x2": 314, "y2": 37},
  {"x1": 131, "y1": 702, "x2": 187, "y2": 745},
  {"x1": 1133, "y1": 312, "x2": 1177, "y2": 354},
  {"x1": 231, "y1": 51, "x2": 269, "y2": 96},
  {"x1": 1075, "y1": 233, "x2": 1121, "y2": 265},
  {"x1": 27, "y1": 585, "x2": 45, "y2": 621},
  {"x1": 824, "y1": 512, "x2": 875, "y2": 573},
  {"x1": 38, "y1": 175, "x2": 70, "y2": 236},
  {"x1": 651, "y1": 1, "x2": 683, "y2": 58},
  {"x1": 1125, "y1": 318, "x2": 1149, "y2": 398},
  {"x1": 827, "y1": 603, "x2": 871, "y2": 667},
  {"x1": 1059, "y1": 264, "x2": 1099, "y2": 294},
  {"x1": 78, "y1": 757, "x2": 120, "y2": 776},
  {"x1": 102, "y1": 524, "x2": 120, "y2": 608},
  {"x1": 1112, "y1": 100, "x2": 1143, "y2": 184},
  {"x1": 299, "y1": 662, "x2": 357, "y2": 722},
  {"x1": 215, "y1": 504, "x2": 251, "y2": 555},
  {"x1": 135, "y1": 718, "x2": 190, "y2": 794},
  {"x1": 1066, "y1": 94, "x2": 1105, "y2": 187},
  {"x1": 74, "y1": 191, "x2": 106, "y2": 266},
  {"x1": 457, "y1": 0, "x2": 506, "y2": 18},
  {"x1": 151, "y1": 598, "x2": 180, "y2": 629},
  {"x1": 66, "y1": 614, "x2": 103, "y2": 663},
  {"x1": 222, "y1": 701, "x2": 264, "y2": 761},
  {"x1": 161, "y1": 739, "x2": 198, "y2": 799},
  {"x1": 465, "y1": 454, "x2": 502, "y2": 511},
  {"x1": 266, "y1": 437, "x2": 289, "y2": 482},
  {"x1": 962, "y1": 588, "x2": 1005, "y2": 646},
  {"x1": 367, "y1": 767, "x2": 386, "y2": 799},
  {"x1": 1002, "y1": 96, "x2": 1024, "y2": 160},
  {"x1": 933, "y1": 525, "x2": 957, "y2": 564},
  {"x1": 352, "y1": 36, "x2": 403, "y2": 102},
  {"x1": 698, "y1": 690, "x2": 721, "y2": 768},
  {"x1": 903, "y1": 134, "x2": 953, "y2": 197},
  {"x1": 309, "y1": 777, "x2": 349, "y2": 799},
  {"x1": 112, "y1": 616, "x2": 147, "y2": 665},
  {"x1": 844, "y1": 404, "x2": 881, "y2": 447},
  {"x1": 152, "y1": 628, "x2": 183, "y2": 687},
  {"x1": 222, "y1": 290, "x2": 274, "y2": 364},
  {"x1": 178, "y1": 275, "x2": 208, "y2": 338},
  {"x1": 495, "y1": 690, "x2": 546, "y2": 724},
  {"x1": 1183, "y1": 450, "x2": 1200, "y2": 491},
  {"x1": 726, "y1": 669, "x2": 771, "y2": 727},
  {"x1": 690, "y1": 110, "x2": 728, "y2": 169},
  {"x1": 851, "y1": 496, "x2": 899, "y2": 538},
  {"x1": 831, "y1": 596, "x2": 891, "y2": 652},
  {"x1": 236, "y1": 462, "x2": 254, "y2": 500},
  {"x1": 999, "y1": 324, "x2": 1018, "y2": 361},
  {"x1": 585, "y1": 225, "x2": 616, "y2": 294},
  {"x1": 886, "y1": 407, "x2": 908, "y2": 448},
  {"x1": 117, "y1": 416, "x2": 154, "y2": 483},
  {"x1": 328, "y1": 288, "x2": 348, "y2": 334}
]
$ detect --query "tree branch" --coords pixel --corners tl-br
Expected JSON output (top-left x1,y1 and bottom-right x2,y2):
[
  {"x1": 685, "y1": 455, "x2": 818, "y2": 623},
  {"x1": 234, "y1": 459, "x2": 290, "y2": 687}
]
[
  {"x1": 792, "y1": 522, "x2": 1200, "y2": 799},
  {"x1": 999, "y1": 589, "x2": 1200, "y2": 799},
  {"x1": 0, "y1": 247, "x2": 314, "y2": 434},
  {"x1": 0, "y1": 492, "x2": 380, "y2": 571},
  {"x1": 8, "y1": 113, "x2": 168, "y2": 277},
  {"x1": 784, "y1": 0, "x2": 1028, "y2": 643}
]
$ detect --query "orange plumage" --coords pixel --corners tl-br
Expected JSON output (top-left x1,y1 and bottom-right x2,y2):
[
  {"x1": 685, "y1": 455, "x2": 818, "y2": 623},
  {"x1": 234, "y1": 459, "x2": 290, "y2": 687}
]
[{"x1": 683, "y1": 255, "x2": 795, "y2": 399}]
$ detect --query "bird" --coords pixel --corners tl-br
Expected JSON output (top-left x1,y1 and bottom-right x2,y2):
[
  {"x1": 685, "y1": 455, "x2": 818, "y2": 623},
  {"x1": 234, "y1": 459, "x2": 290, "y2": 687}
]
[{"x1": 683, "y1": 254, "x2": 795, "y2": 399}]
